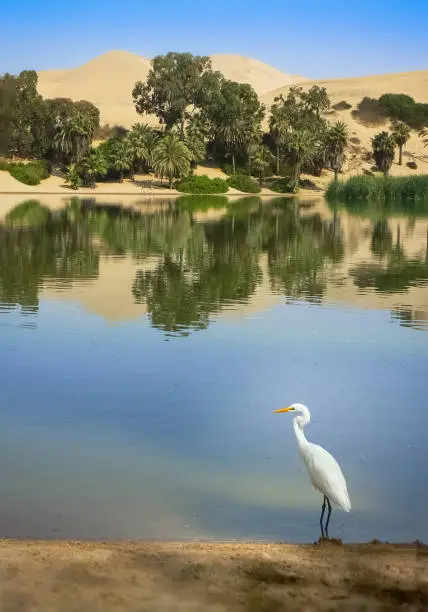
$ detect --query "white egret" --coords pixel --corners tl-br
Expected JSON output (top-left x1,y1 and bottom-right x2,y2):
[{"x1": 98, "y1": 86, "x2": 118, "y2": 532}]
[{"x1": 273, "y1": 403, "x2": 351, "y2": 538}]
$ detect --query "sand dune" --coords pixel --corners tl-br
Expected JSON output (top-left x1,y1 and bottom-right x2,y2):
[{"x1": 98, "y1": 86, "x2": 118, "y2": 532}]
[
  {"x1": 262, "y1": 70, "x2": 428, "y2": 180},
  {"x1": 34, "y1": 54, "x2": 428, "y2": 179},
  {"x1": 37, "y1": 50, "x2": 304, "y2": 128},
  {"x1": 210, "y1": 54, "x2": 306, "y2": 95},
  {"x1": 262, "y1": 69, "x2": 428, "y2": 107}
]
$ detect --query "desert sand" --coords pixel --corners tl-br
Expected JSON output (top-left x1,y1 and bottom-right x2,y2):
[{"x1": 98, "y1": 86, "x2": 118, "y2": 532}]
[
  {"x1": 262, "y1": 69, "x2": 428, "y2": 182},
  {"x1": 0, "y1": 539, "x2": 426, "y2": 611},
  {"x1": 37, "y1": 50, "x2": 304, "y2": 128}
]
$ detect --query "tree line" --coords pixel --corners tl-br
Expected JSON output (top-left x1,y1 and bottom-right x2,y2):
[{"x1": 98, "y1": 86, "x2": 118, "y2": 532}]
[{"x1": 0, "y1": 53, "x2": 427, "y2": 191}]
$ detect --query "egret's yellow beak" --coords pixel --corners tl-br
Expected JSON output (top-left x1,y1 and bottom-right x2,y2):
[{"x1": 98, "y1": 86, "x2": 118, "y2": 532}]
[{"x1": 273, "y1": 406, "x2": 294, "y2": 414}]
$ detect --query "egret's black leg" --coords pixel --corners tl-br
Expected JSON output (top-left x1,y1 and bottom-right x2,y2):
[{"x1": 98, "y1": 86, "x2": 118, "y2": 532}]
[
  {"x1": 325, "y1": 497, "x2": 332, "y2": 538},
  {"x1": 320, "y1": 495, "x2": 326, "y2": 538}
]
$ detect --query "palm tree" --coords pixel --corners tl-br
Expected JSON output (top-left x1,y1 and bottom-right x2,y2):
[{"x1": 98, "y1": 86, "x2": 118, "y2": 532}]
[
  {"x1": 326, "y1": 121, "x2": 349, "y2": 181},
  {"x1": 419, "y1": 128, "x2": 428, "y2": 148},
  {"x1": 109, "y1": 139, "x2": 133, "y2": 182},
  {"x1": 391, "y1": 120, "x2": 411, "y2": 165},
  {"x1": 216, "y1": 119, "x2": 246, "y2": 174},
  {"x1": 269, "y1": 109, "x2": 287, "y2": 174},
  {"x1": 153, "y1": 133, "x2": 191, "y2": 188},
  {"x1": 183, "y1": 132, "x2": 206, "y2": 168},
  {"x1": 54, "y1": 113, "x2": 93, "y2": 163},
  {"x1": 371, "y1": 131, "x2": 396, "y2": 176},
  {"x1": 78, "y1": 148, "x2": 107, "y2": 187},
  {"x1": 252, "y1": 145, "x2": 274, "y2": 186},
  {"x1": 127, "y1": 124, "x2": 161, "y2": 176},
  {"x1": 285, "y1": 128, "x2": 318, "y2": 192}
]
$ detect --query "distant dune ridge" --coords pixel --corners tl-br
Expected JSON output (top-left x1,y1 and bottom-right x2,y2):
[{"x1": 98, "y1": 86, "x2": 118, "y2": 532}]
[
  {"x1": 36, "y1": 50, "x2": 428, "y2": 178},
  {"x1": 37, "y1": 50, "x2": 306, "y2": 128}
]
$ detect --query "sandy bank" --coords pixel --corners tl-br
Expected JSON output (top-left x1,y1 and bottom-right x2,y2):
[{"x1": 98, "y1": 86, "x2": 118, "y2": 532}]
[
  {"x1": 0, "y1": 168, "x2": 293, "y2": 200},
  {"x1": 0, "y1": 539, "x2": 426, "y2": 611}
]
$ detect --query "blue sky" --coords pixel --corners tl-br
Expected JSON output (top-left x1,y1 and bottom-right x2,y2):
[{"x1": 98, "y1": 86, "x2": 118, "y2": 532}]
[{"x1": 2, "y1": 0, "x2": 427, "y2": 78}]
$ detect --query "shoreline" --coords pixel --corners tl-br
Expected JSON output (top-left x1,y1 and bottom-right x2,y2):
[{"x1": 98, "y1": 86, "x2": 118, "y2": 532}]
[{"x1": 0, "y1": 539, "x2": 426, "y2": 610}]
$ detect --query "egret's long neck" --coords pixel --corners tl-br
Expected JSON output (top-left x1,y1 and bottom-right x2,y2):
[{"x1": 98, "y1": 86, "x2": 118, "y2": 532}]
[{"x1": 293, "y1": 417, "x2": 309, "y2": 451}]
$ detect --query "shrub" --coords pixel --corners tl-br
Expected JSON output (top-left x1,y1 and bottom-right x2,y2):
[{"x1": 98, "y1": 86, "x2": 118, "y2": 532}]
[
  {"x1": 352, "y1": 97, "x2": 387, "y2": 125},
  {"x1": 227, "y1": 174, "x2": 260, "y2": 193},
  {"x1": 269, "y1": 178, "x2": 293, "y2": 193},
  {"x1": 407, "y1": 161, "x2": 418, "y2": 170},
  {"x1": 0, "y1": 159, "x2": 10, "y2": 171},
  {"x1": 175, "y1": 174, "x2": 228, "y2": 194},
  {"x1": 7, "y1": 160, "x2": 51, "y2": 185},
  {"x1": 5, "y1": 200, "x2": 51, "y2": 228},
  {"x1": 220, "y1": 162, "x2": 247, "y2": 176},
  {"x1": 378, "y1": 93, "x2": 428, "y2": 130},
  {"x1": 333, "y1": 100, "x2": 352, "y2": 111},
  {"x1": 326, "y1": 174, "x2": 428, "y2": 203}
]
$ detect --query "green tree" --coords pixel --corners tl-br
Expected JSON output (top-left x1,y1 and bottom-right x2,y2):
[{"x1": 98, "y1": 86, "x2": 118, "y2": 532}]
[
  {"x1": 301, "y1": 85, "x2": 330, "y2": 117},
  {"x1": 207, "y1": 80, "x2": 264, "y2": 174},
  {"x1": 77, "y1": 148, "x2": 107, "y2": 187},
  {"x1": 269, "y1": 101, "x2": 287, "y2": 174},
  {"x1": 420, "y1": 128, "x2": 428, "y2": 147},
  {"x1": 252, "y1": 145, "x2": 274, "y2": 185},
  {"x1": 371, "y1": 131, "x2": 396, "y2": 175},
  {"x1": 271, "y1": 86, "x2": 328, "y2": 189},
  {"x1": 326, "y1": 121, "x2": 349, "y2": 181},
  {"x1": 9, "y1": 70, "x2": 48, "y2": 158},
  {"x1": 125, "y1": 123, "x2": 160, "y2": 175},
  {"x1": 108, "y1": 138, "x2": 133, "y2": 181},
  {"x1": 183, "y1": 120, "x2": 206, "y2": 168},
  {"x1": 132, "y1": 52, "x2": 216, "y2": 135},
  {"x1": 54, "y1": 112, "x2": 94, "y2": 163},
  {"x1": 0, "y1": 73, "x2": 17, "y2": 156},
  {"x1": 391, "y1": 120, "x2": 411, "y2": 165},
  {"x1": 153, "y1": 133, "x2": 192, "y2": 187}
]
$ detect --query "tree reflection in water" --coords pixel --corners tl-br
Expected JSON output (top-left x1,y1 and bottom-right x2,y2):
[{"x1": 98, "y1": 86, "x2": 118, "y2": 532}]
[{"x1": 1, "y1": 196, "x2": 427, "y2": 334}]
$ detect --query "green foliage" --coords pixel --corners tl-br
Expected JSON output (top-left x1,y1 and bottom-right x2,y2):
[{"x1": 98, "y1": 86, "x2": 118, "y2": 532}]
[
  {"x1": 227, "y1": 173, "x2": 260, "y2": 193},
  {"x1": 419, "y1": 127, "x2": 428, "y2": 148},
  {"x1": 206, "y1": 79, "x2": 265, "y2": 173},
  {"x1": 96, "y1": 124, "x2": 127, "y2": 139},
  {"x1": 391, "y1": 120, "x2": 411, "y2": 165},
  {"x1": 8, "y1": 70, "x2": 49, "y2": 158},
  {"x1": 378, "y1": 93, "x2": 428, "y2": 130},
  {"x1": 175, "y1": 174, "x2": 228, "y2": 193},
  {"x1": 5, "y1": 200, "x2": 51, "y2": 228},
  {"x1": 221, "y1": 162, "x2": 247, "y2": 176},
  {"x1": 8, "y1": 160, "x2": 50, "y2": 185},
  {"x1": 177, "y1": 195, "x2": 229, "y2": 210},
  {"x1": 269, "y1": 178, "x2": 293, "y2": 193},
  {"x1": 326, "y1": 174, "x2": 428, "y2": 204},
  {"x1": 352, "y1": 97, "x2": 386, "y2": 125},
  {"x1": 251, "y1": 145, "x2": 275, "y2": 186},
  {"x1": 270, "y1": 85, "x2": 330, "y2": 189},
  {"x1": 65, "y1": 164, "x2": 82, "y2": 190},
  {"x1": 0, "y1": 73, "x2": 17, "y2": 156},
  {"x1": 326, "y1": 121, "x2": 349, "y2": 179},
  {"x1": 153, "y1": 133, "x2": 192, "y2": 187},
  {"x1": 371, "y1": 131, "x2": 396, "y2": 175},
  {"x1": 132, "y1": 52, "x2": 215, "y2": 133},
  {"x1": 354, "y1": 94, "x2": 428, "y2": 130},
  {"x1": 332, "y1": 101, "x2": 352, "y2": 111}
]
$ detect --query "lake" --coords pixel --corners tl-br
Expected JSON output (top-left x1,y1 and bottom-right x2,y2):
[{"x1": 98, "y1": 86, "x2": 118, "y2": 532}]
[{"x1": 0, "y1": 194, "x2": 427, "y2": 543}]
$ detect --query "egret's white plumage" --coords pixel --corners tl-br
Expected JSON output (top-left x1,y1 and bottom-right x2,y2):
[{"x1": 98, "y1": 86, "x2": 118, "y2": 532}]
[{"x1": 274, "y1": 402, "x2": 351, "y2": 536}]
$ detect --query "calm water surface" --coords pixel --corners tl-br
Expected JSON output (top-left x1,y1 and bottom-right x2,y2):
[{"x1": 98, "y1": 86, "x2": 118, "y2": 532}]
[{"x1": 0, "y1": 195, "x2": 427, "y2": 542}]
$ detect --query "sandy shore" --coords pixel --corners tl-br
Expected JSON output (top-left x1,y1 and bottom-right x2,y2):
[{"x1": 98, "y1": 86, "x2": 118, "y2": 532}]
[{"x1": 0, "y1": 539, "x2": 426, "y2": 611}]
